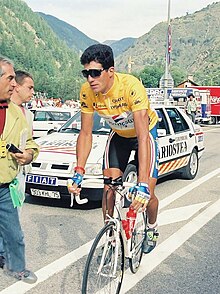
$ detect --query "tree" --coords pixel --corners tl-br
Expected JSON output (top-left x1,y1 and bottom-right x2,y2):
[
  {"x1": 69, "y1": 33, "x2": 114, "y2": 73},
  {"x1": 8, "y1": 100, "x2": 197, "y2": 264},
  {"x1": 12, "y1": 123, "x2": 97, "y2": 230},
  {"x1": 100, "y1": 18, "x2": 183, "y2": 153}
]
[{"x1": 137, "y1": 65, "x2": 164, "y2": 88}]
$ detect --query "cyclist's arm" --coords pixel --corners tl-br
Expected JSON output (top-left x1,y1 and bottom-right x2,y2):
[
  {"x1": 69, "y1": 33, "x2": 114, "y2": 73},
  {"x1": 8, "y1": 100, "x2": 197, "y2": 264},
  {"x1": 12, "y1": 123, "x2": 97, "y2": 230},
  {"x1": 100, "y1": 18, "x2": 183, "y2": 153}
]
[
  {"x1": 131, "y1": 109, "x2": 150, "y2": 211},
  {"x1": 133, "y1": 109, "x2": 150, "y2": 183},
  {"x1": 76, "y1": 112, "x2": 94, "y2": 169},
  {"x1": 68, "y1": 112, "x2": 93, "y2": 194}
]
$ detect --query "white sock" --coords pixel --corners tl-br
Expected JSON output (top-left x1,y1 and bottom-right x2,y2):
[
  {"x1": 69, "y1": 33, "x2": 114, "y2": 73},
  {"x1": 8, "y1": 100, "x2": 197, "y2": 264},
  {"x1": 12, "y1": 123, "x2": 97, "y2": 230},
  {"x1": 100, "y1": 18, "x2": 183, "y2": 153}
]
[{"x1": 147, "y1": 222, "x2": 158, "y2": 229}]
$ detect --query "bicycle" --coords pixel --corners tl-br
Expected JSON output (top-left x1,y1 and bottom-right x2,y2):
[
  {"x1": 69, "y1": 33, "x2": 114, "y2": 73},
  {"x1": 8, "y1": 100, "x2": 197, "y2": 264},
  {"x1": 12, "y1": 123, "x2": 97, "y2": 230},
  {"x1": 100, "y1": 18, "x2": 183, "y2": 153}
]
[{"x1": 81, "y1": 176, "x2": 147, "y2": 294}]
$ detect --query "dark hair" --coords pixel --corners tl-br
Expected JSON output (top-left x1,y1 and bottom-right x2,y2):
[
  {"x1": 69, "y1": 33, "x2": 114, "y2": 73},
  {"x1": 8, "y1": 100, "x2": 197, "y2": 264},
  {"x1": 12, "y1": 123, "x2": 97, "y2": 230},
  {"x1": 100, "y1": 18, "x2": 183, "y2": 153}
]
[
  {"x1": 15, "y1": 70, "x2": 33, "y2": 85},
  {"x1": 80, "y1": 44, "x2": 114, "y2": 69},
  {"x1": 188, "y1": 94, "x2": 195, "y2": 98}
]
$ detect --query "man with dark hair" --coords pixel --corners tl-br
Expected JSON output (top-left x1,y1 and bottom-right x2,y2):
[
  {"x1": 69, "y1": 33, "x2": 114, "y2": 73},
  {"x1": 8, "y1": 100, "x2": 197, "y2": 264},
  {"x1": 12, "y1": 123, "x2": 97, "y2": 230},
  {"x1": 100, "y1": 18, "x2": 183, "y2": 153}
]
[
  {"x1": 11, "y1": 70, "x2": 35, "y2": 127},
  {"x1": 68, "y1": 44, "x2": 160, "y2": 254},
  {"x1": 186, "y1": 93, "x2": 197, "y2": 123},
  {"x1": 0, "y1": 56, "x2": 39, "y2": 283}
]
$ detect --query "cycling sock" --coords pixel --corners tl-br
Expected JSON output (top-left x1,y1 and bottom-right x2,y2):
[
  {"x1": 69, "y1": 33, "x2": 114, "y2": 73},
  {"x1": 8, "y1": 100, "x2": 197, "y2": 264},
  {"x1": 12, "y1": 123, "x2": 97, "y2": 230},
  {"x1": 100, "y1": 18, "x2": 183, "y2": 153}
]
[{"x1": 147, "y1": 222, "x2": 158, "y2": 229}]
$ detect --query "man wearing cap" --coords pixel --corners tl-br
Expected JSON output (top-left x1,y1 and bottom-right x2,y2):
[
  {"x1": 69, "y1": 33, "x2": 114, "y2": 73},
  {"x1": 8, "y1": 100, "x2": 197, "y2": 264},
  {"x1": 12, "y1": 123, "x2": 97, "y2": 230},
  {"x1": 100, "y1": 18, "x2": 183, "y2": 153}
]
[{"x1": 186, "y1": 94, "x2": 197, "y2": 123}]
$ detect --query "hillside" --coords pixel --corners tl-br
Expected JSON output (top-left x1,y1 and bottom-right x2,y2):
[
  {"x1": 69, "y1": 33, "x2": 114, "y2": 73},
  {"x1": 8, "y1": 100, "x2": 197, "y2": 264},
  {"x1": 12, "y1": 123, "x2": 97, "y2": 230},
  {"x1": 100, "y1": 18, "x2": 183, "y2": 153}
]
[
  {"x1": 39, "y1": 13, "x2": 136, "y2": 57},
  {"x1": 0, "y1": 0, "x2": 83, "y2": 100},
  {"x1": 106, "y1": 37, "x2": 137, "y2": 57},
  {"x1": 116, "y1": 1, "x2": 220, "y2": 85},
  {"x1": 38, "y1": 12, "x2": 98, "y2": 53}
]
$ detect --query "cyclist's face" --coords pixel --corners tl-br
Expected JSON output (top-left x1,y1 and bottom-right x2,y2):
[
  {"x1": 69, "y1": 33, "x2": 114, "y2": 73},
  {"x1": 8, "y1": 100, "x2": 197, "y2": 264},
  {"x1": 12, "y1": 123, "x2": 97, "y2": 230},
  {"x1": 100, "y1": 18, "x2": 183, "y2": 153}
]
[{"x1": 83, "y1": 61, "x2": 114, "y2": 94}]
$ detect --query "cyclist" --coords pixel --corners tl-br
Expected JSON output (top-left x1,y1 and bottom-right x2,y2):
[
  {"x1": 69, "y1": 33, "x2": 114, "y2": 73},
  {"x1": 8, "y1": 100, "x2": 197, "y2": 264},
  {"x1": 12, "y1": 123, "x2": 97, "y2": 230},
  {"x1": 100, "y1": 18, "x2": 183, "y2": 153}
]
[{"x1": 68, "y1": 44, "x2": 159, "y2": 253}]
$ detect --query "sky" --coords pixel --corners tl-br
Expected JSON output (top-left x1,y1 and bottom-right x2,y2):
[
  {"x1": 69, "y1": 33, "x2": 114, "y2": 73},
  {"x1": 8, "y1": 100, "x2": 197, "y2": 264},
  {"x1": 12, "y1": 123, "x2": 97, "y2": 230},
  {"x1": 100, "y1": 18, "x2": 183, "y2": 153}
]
[{"x1": 23, "y1": 0, "x2": 217, "y2": 42}]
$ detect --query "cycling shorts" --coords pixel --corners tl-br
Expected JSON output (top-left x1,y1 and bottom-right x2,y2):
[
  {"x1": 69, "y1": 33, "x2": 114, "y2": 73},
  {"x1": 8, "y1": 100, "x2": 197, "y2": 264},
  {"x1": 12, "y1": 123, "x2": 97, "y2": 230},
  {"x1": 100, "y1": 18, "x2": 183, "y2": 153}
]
[{"x1": 103, "y1": 124, "x2": 159, "y2": 179}]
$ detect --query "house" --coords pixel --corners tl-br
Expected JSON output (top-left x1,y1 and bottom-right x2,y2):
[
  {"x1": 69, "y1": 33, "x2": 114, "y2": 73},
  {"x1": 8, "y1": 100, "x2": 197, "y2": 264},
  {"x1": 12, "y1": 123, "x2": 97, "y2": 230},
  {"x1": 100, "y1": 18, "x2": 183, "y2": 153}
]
[{"x1": 177, "y1": 75, "x2": 199, "y2": 88}]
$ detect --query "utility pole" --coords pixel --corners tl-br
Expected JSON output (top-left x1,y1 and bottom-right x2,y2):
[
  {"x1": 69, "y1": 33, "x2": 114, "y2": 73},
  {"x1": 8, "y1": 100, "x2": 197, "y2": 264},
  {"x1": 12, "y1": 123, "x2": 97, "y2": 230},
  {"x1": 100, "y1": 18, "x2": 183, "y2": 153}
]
[{"x1": 159, "y1": 0, "x2": 174, "y2": 104}]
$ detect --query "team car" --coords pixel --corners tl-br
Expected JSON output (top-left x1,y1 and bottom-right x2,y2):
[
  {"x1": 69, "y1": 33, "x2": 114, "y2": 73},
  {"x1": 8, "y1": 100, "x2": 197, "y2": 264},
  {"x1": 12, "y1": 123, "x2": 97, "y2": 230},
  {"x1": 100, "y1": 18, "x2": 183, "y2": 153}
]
[
  {"x1": 30, "y1": 107, "x2": 78, "y2": 138},
  {"x1": 25, "y1": 105, "x2": 205, "y2": 206}
]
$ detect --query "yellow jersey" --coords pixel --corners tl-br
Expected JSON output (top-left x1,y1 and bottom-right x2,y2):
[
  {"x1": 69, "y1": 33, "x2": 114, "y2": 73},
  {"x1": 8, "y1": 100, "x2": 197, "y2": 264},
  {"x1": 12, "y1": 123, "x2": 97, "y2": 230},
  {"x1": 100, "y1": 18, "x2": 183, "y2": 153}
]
[{"x1": 80, "y1": 72, "x2": 158, "y2": 138}]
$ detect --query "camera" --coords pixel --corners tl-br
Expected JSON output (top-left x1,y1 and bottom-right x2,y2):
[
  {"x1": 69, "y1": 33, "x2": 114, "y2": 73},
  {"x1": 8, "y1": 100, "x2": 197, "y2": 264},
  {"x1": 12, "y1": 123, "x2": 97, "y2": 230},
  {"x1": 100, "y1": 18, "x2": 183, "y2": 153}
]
[{"x1": 6, "y1": 143, "x2": 23, "y2": 154}]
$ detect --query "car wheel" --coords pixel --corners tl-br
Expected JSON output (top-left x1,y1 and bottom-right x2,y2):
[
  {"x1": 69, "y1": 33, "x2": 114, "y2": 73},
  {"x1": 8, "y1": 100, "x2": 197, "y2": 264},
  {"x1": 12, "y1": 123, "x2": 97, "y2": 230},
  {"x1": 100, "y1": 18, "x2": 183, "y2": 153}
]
[
  {"x1": 210, "y1": 116, "x2": 217, "y2": 125},
  {"x1": 122, "y1": 162, "x2": 138, "y2": 208},
  {"x1": 122, "y1": 162, "x2": 137, "y2": 183},
  {"x1": 181, "y1": 148, "x2": 198, "y2": 180}
]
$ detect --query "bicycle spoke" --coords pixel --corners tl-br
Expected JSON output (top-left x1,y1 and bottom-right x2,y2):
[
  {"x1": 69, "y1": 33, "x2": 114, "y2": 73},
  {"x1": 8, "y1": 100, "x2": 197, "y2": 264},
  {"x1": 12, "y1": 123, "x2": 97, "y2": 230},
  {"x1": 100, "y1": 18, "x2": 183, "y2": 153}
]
[
  {"x1": 82, "y1": 223, "x2": 125, "y2": 294},
  {"x1": 129, "y1": 212, "x2": 145, "y2": 273}
]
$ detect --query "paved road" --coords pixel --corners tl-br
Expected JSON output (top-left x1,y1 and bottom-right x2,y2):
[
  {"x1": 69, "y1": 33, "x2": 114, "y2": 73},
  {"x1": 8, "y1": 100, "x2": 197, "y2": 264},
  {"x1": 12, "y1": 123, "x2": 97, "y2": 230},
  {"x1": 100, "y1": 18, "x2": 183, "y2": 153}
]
[{"x1": 0, "y1": 125, "x2": 219, "y2": 294}]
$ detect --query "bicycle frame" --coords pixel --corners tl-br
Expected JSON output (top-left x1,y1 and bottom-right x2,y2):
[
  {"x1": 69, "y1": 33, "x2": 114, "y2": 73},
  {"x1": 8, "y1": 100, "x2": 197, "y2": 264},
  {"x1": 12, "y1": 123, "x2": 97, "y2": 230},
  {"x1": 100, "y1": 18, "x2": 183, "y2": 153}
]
[
  {"x1": 82, "y1": 177, "x2": 146, "y2": 294},
  {"x1": 105, "y1": 183, "x2": 142, "y2": 260}
]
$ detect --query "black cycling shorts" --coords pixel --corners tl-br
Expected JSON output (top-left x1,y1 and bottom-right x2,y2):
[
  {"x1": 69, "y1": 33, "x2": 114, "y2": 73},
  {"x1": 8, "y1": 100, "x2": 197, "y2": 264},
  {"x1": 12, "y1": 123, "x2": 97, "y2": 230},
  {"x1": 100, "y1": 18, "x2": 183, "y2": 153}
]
[{"x1": 103, "y1": 124, "x2": 159, "y2": 179}]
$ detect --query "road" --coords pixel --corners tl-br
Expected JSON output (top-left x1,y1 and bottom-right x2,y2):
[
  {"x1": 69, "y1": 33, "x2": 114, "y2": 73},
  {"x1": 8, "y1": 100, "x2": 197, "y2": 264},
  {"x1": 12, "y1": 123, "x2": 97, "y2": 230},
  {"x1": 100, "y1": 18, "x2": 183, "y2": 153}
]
[{"x1": 0, "y1": 125, "x2": 220, "y2": 294}]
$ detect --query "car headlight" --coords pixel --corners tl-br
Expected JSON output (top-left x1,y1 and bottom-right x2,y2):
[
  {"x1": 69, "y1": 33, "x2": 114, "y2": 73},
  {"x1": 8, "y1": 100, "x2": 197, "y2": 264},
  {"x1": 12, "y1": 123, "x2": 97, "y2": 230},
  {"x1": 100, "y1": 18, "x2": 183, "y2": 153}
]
[{"x1": 85, "y1": 163, "x2": 102, "y2": 175}]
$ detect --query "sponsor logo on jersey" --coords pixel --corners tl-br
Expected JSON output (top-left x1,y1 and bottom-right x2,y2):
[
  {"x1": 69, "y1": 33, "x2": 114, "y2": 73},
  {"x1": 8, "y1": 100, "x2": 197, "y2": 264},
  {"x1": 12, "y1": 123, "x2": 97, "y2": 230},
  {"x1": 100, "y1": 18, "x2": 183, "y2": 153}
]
[
  {"x1": 134, "y1": 99, "x2": 141, "y2": 105},
  {"x1": 81, "y1": 101, "x2": 88, "y2": 108},
  {"x1": 112, "y1": 97, "x2": 124, "y2": 103},
  {"x1": 110, "y1": 103, "x2": 128, "y2": 109},
  {"x1": 112, "y1": 112, "x2": 129, "y2": 123}
]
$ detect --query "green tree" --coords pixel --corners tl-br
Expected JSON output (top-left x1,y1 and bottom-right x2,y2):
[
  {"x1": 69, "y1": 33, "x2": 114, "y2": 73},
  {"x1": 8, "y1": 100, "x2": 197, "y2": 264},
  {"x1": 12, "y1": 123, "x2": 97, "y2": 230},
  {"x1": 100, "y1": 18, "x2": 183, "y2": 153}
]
[{"x1": 137, "y1": 65, "x2": 164, "y2": 88}]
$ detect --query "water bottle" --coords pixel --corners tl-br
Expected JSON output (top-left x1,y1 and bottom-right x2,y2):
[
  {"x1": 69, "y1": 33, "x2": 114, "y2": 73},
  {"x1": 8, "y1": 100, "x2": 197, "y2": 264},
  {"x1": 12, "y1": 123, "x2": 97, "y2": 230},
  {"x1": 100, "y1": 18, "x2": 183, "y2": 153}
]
[{"x1": 122, "y1": 207, "x2": 137, "y2": 239}]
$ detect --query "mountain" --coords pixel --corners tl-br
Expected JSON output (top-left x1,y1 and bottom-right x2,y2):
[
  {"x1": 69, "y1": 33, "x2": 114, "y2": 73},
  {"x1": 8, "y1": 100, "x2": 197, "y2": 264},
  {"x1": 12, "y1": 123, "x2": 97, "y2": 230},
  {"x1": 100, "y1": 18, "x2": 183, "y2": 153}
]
[
  {"x1": 0, "y1": 0, "x2": 83, "y2": 101},
  {"x1": 115, "y1": 2, "x2": 220, "y2": 85},
  {"x1": 38, "y1": 13, "x2": 136, "y2": 57},
  {"x1": 105, "y1": 38, "x2": 137, "y2": 57},
  {"x1": 38, "y1": 12, "x2": 98, "y2": 53}
]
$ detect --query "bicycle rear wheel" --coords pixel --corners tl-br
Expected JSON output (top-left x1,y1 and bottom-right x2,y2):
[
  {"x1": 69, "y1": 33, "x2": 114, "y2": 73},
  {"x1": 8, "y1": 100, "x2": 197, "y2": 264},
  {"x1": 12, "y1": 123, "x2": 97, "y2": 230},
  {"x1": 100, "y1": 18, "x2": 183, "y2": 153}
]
[
  {"x1": 82, "y1": 222, "x2": 125, "y2": 294},
  {"x1": 129, "y1": 212, "x2": 146, "y2": 273}
]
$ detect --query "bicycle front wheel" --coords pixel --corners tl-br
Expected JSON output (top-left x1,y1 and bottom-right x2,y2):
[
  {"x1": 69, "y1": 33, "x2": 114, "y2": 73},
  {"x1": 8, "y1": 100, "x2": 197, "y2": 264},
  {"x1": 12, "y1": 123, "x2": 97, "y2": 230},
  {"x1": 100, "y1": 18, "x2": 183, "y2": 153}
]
[
  {"x1": 129, "y1": 212, "x2": 146, "y2": 273},
  {"x1": 82, "y1": 222, "x2": 125, "y2": 294}
]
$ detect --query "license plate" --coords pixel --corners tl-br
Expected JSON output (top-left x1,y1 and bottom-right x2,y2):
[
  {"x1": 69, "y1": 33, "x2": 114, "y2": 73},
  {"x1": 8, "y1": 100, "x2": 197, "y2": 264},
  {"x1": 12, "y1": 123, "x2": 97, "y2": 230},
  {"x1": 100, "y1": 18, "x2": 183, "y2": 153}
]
[
  {"x1": 30, "y1": 188, "x2": 60, "y2": 199},
  {"x1": 26, "y1": 174, "x2": 58, "y2": 186}
]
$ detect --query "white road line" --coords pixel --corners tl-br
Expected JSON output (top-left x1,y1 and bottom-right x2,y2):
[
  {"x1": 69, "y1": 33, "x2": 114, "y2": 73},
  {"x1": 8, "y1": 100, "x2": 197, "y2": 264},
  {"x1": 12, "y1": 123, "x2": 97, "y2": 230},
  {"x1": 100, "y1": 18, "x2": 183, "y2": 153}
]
[
  {"x1": 159, "y1": 168, "x2": 220, "y2": 210},
  {"x1": 1, "y1": 168, "x2": 220, "y2": 294},
  {"x1": 0, "y1": 240, "x2": 94, "y2": 294},
  {"x1": 121, "y1": 198, "x2": 220, "y2": 293},
  {"x1": 158, "y1": 201, "x2": 210, "y2": 226}
]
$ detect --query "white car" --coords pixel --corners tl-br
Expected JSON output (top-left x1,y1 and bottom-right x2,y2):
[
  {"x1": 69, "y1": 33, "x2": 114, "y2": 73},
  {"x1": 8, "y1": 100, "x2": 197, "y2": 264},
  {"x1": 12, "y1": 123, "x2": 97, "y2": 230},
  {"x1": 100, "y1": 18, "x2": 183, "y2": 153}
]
[
  {"x1": 25, "y1": 105, "x2": 205, "y2": 206},
  {"x1": 30, "y1": 107, "x2": 78, "y2": 138}
]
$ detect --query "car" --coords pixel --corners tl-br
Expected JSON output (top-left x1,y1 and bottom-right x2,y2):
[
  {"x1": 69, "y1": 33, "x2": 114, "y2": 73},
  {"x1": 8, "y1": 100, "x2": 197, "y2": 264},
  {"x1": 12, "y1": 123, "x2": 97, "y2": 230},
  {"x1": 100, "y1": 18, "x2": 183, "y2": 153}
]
[
  {"x1": 25, "y1": 105, "x2": 205, "y2": 206},
  {"x1": 30, "y1": 107, "x2": 78, "y2": 138}
]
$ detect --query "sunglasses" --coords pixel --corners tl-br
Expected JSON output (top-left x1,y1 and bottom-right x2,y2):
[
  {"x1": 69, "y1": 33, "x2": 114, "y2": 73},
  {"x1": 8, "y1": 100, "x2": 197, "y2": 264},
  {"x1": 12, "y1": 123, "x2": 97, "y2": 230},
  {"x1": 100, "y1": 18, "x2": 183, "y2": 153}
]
[{"x1": 82, "y1": 68, "x2": 106, "y2": 79}]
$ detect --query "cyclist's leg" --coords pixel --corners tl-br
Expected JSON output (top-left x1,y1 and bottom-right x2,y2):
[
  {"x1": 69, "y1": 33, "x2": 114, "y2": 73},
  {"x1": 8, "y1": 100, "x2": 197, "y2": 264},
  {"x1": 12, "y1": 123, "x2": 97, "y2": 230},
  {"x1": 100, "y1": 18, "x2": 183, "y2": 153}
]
[
  {"x1": 102, "y1": 168, "x2": 122, "y2": 220},
  {"x1": 102, "y1": 132, "x2": 131, "y2": 220},
  {"x1": 143, "y1": 124, "x2": 160, "y2": 253}
]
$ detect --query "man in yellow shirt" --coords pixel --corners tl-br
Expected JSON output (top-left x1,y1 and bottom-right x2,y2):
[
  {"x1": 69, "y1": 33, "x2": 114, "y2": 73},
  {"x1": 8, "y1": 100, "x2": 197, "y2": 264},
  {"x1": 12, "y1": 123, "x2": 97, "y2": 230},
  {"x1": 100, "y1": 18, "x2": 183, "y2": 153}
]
[
  {"x1": 68, "y1": 44, "x2": 159, "y2": 253},
  {"x1": 0, "y1": 56, "x2": 39, "y2": 283}
]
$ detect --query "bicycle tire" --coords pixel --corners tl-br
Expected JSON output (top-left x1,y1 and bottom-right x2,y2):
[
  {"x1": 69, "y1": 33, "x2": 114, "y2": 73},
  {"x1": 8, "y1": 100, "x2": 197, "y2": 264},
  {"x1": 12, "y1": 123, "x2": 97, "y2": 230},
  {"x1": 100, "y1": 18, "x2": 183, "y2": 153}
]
[
  {"x1": 82, "y1": 222, "x2": 125, "y2": 294},
  {"x1": 129, "y1": 212, "x2": 146, "y2": 273}
]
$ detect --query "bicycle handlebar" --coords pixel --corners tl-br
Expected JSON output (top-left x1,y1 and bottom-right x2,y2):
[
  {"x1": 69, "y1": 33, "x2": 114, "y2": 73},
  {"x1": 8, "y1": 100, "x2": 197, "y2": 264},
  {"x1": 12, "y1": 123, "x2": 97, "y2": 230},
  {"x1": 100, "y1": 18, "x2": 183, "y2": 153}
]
[
  {"x1": 81, "y1": 176, "x2": 134, "y2": 188},
  {"x1": 67, "y1": 176, "x2": 135, "y2": 207}
]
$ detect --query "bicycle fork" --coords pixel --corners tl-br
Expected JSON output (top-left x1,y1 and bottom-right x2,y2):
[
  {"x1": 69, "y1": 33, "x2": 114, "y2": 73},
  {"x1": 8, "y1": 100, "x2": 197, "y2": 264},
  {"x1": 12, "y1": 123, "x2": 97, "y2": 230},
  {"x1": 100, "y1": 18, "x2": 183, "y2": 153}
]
[{"x1": 97, "y1": 218, "x2": 121, "y2": 278}]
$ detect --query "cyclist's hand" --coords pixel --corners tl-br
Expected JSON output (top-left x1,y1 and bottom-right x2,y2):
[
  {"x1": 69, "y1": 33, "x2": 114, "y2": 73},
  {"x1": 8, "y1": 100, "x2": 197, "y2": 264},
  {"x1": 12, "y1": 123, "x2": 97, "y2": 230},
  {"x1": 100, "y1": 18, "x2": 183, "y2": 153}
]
[
  {"x1": 129, "y1": 182, "x2": 150, "y2": 212},
  {"x1": 67, "y1": 172, "x2": 83, "y2": 194}
]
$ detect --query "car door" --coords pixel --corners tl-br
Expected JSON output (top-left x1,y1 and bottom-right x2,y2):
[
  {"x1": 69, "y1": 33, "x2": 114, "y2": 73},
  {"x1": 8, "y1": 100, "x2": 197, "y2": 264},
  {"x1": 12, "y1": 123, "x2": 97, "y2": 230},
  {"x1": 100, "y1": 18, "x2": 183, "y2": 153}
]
[
  {"x1": 159, "y1": 107, "x2": 195, "y2": 177},
  {"x1": 156, "y1": 107, "x2": 176, "y2": 177}
]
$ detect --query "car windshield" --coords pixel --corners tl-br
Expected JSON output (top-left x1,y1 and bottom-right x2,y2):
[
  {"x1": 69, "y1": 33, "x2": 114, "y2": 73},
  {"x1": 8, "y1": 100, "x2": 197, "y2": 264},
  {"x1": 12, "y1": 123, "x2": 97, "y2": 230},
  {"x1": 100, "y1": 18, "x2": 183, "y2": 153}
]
[{"x1": 59, "y1": 111, "x2": 111, "y2": 135}]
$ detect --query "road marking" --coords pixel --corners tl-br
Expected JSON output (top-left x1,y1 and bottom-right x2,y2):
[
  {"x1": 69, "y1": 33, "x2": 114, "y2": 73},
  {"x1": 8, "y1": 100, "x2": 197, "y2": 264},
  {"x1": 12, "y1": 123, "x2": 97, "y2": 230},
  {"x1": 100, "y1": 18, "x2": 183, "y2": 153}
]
[
  {"x1": 121, "y1": 198, "x2": 220, "y2": 293},
  {"x1": 159, "y1": 168, "x2": 220, "y2": 210},
  {"x1": 1, "y1": 168, "x2": 220, "y2": 294},
  {"x1": 158, "y1": 201, "x2": 210, "y2": 226}
]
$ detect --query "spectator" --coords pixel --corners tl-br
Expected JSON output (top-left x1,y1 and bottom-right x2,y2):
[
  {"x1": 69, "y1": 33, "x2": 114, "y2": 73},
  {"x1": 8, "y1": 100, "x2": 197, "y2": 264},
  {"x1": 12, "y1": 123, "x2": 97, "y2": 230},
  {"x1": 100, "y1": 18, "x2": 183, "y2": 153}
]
[
  {"x1": 186, "y1": 94, "x2": 197, "y2": 123},
  {"x1": 0, "y1": 70, "x2": 35, "y2": 268},
  {"x1": 0, "y1": 56, "x2": 39, "y2": 283}
]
